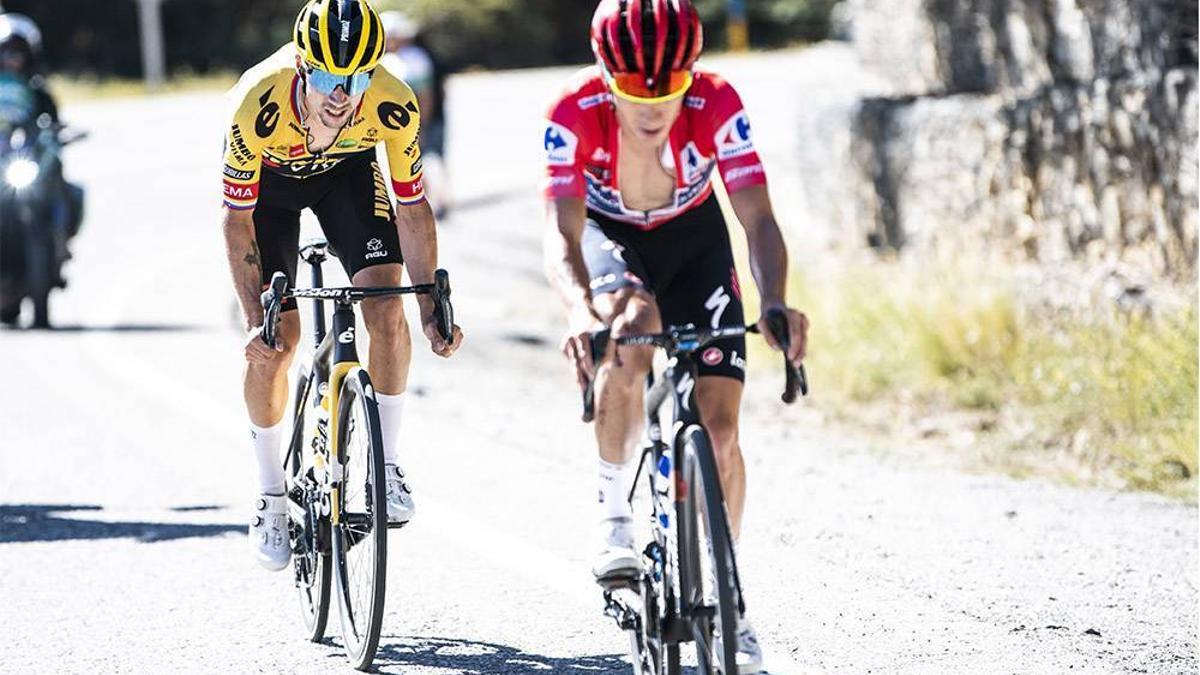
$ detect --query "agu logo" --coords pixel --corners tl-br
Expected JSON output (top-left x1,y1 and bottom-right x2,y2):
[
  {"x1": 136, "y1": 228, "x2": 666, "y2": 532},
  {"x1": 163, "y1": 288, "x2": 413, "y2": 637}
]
[
  {"x1": 715, "y1": 111, "x2": 754, "y2": 160},
  {"x1": 544, "y1": 121, "x2": 578, "y2": 166}
]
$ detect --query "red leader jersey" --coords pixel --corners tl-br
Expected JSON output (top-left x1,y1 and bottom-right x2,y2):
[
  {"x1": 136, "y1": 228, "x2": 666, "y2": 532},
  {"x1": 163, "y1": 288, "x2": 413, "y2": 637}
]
[{"x1": 542, "y1": 66, "x2": 767, "y2": 230}]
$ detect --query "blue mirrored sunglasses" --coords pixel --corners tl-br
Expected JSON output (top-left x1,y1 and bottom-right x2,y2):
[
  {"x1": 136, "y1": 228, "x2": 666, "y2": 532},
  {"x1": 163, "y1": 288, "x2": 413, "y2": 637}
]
[{"x1": 306, "y1": 66, "x2": 373, "y2": 97}]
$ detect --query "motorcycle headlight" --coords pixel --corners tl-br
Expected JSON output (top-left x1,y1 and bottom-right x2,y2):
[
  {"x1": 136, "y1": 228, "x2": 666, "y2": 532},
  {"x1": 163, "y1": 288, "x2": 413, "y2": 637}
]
[{"x1": 5, "y1": 158, "x2": 39, "y2": 190}]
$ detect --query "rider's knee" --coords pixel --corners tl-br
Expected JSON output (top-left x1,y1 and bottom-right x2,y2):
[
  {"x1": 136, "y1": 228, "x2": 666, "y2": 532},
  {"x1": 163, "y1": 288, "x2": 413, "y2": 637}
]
[
  {"x1": 360, "y1": 296, "x2": 407, "y2": 345},
  {"x1": 599, "y1": 344, "x2": 654, "y2": 388},
  {"x1": 706, "y1": 418, "x2": 741, "y2": 473}
]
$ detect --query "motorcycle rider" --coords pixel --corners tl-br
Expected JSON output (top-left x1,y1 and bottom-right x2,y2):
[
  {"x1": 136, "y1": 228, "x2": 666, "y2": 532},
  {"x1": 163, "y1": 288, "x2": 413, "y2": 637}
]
[{"x1": 0, "y1": 12, "x2": 84, "y2": 326}]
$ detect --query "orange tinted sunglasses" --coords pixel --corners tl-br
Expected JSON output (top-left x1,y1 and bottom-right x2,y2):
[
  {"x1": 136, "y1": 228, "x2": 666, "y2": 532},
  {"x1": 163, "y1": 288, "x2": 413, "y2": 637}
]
[{"x1": 607, "y1": 70, "x2": 693, "y2": 104}]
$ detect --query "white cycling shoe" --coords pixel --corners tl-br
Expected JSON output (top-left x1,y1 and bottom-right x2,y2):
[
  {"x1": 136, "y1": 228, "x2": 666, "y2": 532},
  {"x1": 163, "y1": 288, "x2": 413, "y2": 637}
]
[
  {"x1": 725, "y1": 616, "x2": 766, "y2": 674},
  {"x1": 383, "y1": 463, "x2": 416, "y2": 524},
  {"x1": 592, "y1": 516, "x2": 640, "y2": 581},
  {"x1": 250, "y1": 493, "x2": 290, "y2": 571}
]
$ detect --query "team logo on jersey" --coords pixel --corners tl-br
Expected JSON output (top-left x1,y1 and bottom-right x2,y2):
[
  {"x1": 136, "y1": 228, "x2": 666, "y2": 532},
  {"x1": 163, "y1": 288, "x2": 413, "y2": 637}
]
[
  {"x1": 577, "y1": 92, "x2": 613, "y2": 110},
  {"x1": 679, "y1": 142, "x2": 707, "y2": 184},
  {"x1": 379, "y1": 101, "x2": 418, "y2": 130},
  {"x1": 715, "y1": 111, "x2": 754, "y2": 160},
  {"x1": 684, "y1": 96, "x2": 706, "y2": 110},
  {"x1": 223, "y1": 165, "x2": 254, "y2": 181},
  {"x1": 544, "y1": 122, "x2": 578, "y2": 166},
  {"x1": 255, "y1": 87, "x2": 280, "y2": 138}
]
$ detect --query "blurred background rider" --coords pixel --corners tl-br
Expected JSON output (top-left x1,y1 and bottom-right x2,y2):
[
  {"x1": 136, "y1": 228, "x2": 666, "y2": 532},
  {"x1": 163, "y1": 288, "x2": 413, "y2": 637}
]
[
  {"x1": 380, "y1": 10, "x2": 451, "y2": 219},
  {"x1": 0, "y1": 11, "x2": 84, "y2": 326}
]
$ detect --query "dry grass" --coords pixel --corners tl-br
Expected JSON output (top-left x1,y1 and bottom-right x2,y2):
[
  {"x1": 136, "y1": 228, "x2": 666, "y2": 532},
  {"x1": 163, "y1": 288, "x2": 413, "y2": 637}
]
[
  {"x1": 48, "y1": 72, "x2": 238, "y2": 105},
  {"x1": 746, "y1": 255, "x2": 1197, "y2": 498}
]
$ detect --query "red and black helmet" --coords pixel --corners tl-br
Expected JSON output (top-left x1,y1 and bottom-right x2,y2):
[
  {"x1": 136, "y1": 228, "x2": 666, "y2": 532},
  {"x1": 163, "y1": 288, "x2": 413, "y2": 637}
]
[{"x1": 590, "y1": 0, "x2": 704, "y2": 97}]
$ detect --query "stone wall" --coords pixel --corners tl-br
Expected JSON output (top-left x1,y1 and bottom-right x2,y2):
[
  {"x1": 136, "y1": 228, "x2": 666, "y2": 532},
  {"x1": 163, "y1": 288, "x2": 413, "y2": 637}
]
[{"x1": 833, "y1": 0, "x2": 1198, "y2": 280}]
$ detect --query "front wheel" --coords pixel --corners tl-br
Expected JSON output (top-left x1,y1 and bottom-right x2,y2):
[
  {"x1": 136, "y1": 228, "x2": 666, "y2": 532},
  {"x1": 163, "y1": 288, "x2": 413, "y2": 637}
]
[
  {"x1": 331, "y1": 368, "x2": 387, "y2": 671},
  {"x1": 680, "y1": 426, "x2": 739, "y2": 674}
]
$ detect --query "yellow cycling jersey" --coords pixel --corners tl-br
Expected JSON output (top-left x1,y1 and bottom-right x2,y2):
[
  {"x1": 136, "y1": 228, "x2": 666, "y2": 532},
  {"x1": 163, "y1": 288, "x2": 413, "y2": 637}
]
[{"x1": 222, "y1": 45, "x2": 425, "y2": 211}]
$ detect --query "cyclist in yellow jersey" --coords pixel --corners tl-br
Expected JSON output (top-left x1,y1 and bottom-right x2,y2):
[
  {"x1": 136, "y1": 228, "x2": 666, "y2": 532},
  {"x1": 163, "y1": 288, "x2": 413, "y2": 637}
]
[{"x1": 221, "y1": 0, "x2": 463, "y2": 571}]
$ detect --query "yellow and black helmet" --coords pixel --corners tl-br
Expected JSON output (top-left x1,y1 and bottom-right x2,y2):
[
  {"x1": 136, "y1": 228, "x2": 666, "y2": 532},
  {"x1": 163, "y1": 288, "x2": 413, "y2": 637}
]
[{"x1": 294, "y1": 0, "x2": 385, "y2": 76}]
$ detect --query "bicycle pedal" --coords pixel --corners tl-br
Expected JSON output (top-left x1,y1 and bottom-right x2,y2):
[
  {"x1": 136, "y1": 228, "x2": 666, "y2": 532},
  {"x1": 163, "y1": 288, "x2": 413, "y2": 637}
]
[{"x1": 595, "y1": 572, "x2": 641, "y2": 590}]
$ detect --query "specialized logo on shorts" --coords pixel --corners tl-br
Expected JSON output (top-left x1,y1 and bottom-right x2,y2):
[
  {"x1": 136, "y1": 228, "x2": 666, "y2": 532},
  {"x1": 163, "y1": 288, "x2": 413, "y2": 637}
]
[
  {"x1": 255, "y1": 87, "x2": 280, "y2": 138},
  {"x1": 379, "y1": 101, "x2": 419, "y2": 130},
  {"x1": 705, "y1": 286, "x2": 731, "y2": 329},
  {"x1": 544, "y1": 122, "x2": 578, "y2": 166},
  {"x1": 701, "y1": 347, "x2": 724, "y2": 367},
  {"x1": 715, "y1": 111, "x2": 754, "y2": 160}
]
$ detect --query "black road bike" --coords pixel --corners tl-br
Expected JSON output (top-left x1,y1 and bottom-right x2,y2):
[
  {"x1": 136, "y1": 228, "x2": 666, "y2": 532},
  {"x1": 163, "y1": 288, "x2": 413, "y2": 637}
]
[
  {"x1": 584, "y1": 310, "x2": 806, "y2": 675},
  {"x1": 259, "y1": 238, "x2": 455, "y2": 671}
]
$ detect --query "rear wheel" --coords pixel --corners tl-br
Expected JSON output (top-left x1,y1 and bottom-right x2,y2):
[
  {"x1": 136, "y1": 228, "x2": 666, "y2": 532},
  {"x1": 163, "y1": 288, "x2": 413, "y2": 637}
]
[
  {"x1": 680, "y1": 426, "x2": 739, "y2": 674},
  {"x1": 331, "y1": 368, "x2": 387, "y2": 671}
]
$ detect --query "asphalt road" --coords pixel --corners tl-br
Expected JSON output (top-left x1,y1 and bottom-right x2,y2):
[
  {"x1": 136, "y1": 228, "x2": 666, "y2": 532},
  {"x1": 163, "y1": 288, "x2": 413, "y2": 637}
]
[{"x1": 1, "y1": 47, "x2": 1196, "y2": 674}]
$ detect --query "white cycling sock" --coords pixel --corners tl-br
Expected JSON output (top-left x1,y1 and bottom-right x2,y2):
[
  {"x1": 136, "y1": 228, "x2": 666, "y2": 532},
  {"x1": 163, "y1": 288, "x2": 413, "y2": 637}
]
[
  {"x1": 376, "y1": 392, "x2": 406, "y2": 466},
  {"x1": 250, "y1": 420, "x2": 286, "y2": 495},
  {"x1": 598, "y1": 457, "x2": 635, "y2": 520}
]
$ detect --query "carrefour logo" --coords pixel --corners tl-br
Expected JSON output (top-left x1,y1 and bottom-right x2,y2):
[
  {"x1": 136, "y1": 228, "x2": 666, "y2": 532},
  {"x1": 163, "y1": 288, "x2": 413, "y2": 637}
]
[
  {"x1": 544, "y1": 121, "x2": 578, "y2": 166},
  {"x1": 715, "y1": 111, "x2": 754, "y2": 160}
]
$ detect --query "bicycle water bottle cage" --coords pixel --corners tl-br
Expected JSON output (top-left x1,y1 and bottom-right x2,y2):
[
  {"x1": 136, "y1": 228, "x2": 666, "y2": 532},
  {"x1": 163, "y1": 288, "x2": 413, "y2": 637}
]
[{"x1": 300, "y1": 238, "x2": 330, "y2": 265}]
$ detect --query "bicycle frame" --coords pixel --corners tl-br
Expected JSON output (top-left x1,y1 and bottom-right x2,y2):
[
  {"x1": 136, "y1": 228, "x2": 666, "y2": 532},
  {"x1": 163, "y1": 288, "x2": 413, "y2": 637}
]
[{"x1": 640, "y1": 349, "x2": 746, "y2": 641}]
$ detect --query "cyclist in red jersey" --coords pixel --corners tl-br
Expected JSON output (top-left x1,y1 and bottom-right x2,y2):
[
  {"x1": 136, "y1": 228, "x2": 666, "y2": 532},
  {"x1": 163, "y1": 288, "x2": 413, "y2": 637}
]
[{"x1": 543, "y1": 1, "x2": 808, "y2": 670}]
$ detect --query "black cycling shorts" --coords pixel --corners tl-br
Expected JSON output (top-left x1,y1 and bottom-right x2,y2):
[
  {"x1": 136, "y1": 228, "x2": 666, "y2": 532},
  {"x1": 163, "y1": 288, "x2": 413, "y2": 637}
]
[
  {"x1": 582, "y1": 194, "x2": 747, "y2": 382},
  {"x1": 254, "y1": 151, "x2": 402, "y2": 311}
]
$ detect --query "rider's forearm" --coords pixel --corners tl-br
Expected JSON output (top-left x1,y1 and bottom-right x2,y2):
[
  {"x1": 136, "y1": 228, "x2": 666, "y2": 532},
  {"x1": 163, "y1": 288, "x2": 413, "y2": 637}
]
[
  {"x1": 746, "y1": 212, "x2": 789, "y2": 309},
  {"x1": 394, "y1": 199, "x2": 438, "y2": 313},
  {"x1": 222, "y1": 206, "x2": 265, "y2": 330},
  {"x1": 542, "y1": 198, "x2": 594, "y2": 315}
]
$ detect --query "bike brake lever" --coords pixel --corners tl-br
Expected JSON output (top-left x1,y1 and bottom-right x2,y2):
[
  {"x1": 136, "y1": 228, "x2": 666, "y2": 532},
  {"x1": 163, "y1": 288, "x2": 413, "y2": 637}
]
[
  {"x1": 432, "y1": 269, "x2": 454, "y2": 343},
  {"x1": 260, "y1": 272, "x2": 288, "y2": 349},
  {"x1": 581, "y1": 329, "x2": 611, "y2": 423},
  {"x1": 765, "y1": 309, "x2": 806, "y2": 403}
]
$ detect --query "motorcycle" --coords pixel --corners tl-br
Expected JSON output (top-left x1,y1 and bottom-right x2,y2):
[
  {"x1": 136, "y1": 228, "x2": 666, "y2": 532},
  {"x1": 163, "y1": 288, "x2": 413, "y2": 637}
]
[{"x1": 0, "y1": 113, "x2": 85, "y2": 328}]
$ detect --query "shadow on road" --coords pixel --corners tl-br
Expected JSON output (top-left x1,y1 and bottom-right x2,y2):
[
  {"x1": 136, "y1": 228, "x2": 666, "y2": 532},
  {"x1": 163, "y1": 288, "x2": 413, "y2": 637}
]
[
  {"x1": 0, "y1": 504, "x2": 243, "y2": 544},
  {"x1": 369, "y1": 635, "x2": 632, "y2": 674},
  {"x1": 29, "y1": 324, "x2": 208, "y2": 333}
]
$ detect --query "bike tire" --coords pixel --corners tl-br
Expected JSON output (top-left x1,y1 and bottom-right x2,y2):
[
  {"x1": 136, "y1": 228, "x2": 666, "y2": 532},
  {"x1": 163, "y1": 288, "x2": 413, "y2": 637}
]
[
  {"x1": 681, "y1": 426, "x2": 739, "y2": 674},
  {"x1": 288, "y1": 365, "x2": 331, "y2": 643},
  {"x1": 26, "y1": 228, "x2": 52, "y2": 329},
  {"x1": 331, "y1": 368, "x2": 388, "y2": 671}
]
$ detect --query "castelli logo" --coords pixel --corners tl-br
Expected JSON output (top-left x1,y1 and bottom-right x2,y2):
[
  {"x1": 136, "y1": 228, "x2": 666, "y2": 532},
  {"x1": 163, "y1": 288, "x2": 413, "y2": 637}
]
[{"x1": 702, "y1": 347, "x2": 724, "y2": 366}]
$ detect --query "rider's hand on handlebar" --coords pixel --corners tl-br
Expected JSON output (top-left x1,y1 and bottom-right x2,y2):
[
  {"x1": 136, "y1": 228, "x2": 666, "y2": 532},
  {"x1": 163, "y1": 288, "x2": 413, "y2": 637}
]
[
  {"x1": 244, "y1": 324, "x2": 283, "y2": 364},
  {"x1": 421, "y1": 310, "x2": 463, "y2": 358},
  {"x1": 561, "y1": 304, "x2": 603, "y2": 387},
  {"x1": 757, "y1": 304, "x2": 809, "y2": 365}
]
